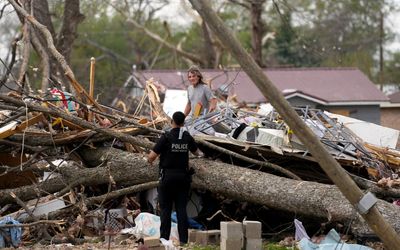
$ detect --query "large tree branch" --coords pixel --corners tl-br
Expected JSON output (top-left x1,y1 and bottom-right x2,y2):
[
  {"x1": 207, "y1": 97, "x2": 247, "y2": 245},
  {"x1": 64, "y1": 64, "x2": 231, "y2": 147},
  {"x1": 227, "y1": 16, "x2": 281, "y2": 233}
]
[
  {"x1": 9, "y1": 0, "x2": 104, "y2": 109},
  {"x1": 8, "y1": 0, "x2": 75, "y2": 82},
  {"x1": 125, "y1": 18, "x2": 206, "y2": 66},
  {"x1": 188, "y1": 1, "x2": 400, "y2": 247},
  {"x1": 82, "y1": 38, "x2": 131, "y2": 65},
  {"x1": 196, "y1": 138, "x2": 301, "y2": 180}
]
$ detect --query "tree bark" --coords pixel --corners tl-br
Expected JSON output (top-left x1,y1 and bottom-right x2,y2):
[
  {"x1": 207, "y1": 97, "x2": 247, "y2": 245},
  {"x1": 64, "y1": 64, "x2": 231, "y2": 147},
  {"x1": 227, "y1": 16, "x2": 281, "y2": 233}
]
[
  {"x1": 1, "y1": 147, "x2": 400, "y2": 235},
  {"x1": 7, "y1": 127, "x2": 150, "y2": 146},
  {"x1": 17, "y1": 1, "x2": 31, "y2": 92},
  {"x1": 201, "y1": 21, "x2": 217, "y2": 68},
  {"x1": 30, "y1": 0, "x2": 60, "y2": 78},
  {"x1": 228, "y1": 0, "x2": 265, "y2": 66},
  {"x1": 31, "y1": 0, "x2": 56, "y2": 39},
  {"x1": 55, "y1": 0, "x2": 85, "y2": 64},
  {"x1": 250, "y1": 0, "x2": 265, "y2": 67}
]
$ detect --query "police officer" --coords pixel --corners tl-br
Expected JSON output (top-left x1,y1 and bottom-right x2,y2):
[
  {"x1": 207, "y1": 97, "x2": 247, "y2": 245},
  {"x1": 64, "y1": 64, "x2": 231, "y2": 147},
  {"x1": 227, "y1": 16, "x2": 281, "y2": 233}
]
[{"x1": 147, "y1": 111, "x2": 203, "y2": 244}]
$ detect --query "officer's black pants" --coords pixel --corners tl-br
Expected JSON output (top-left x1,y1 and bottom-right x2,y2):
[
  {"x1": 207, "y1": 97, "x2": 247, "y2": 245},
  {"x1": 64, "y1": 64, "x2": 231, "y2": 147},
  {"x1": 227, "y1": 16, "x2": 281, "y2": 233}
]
[{"x1": 158, "y1": 170, "x2": 190, "y2": 244}]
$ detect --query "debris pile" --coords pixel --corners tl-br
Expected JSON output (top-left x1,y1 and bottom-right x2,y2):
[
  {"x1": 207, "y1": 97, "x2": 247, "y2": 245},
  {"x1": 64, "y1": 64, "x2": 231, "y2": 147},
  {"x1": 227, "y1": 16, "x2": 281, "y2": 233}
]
[{"x1": 1, "y1": 80, "x2": 400, "y2": 248}]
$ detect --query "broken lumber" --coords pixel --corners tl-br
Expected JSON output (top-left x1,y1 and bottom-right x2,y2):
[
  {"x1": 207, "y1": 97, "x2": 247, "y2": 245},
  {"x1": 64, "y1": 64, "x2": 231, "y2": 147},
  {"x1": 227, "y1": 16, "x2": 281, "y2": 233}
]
[{"x1": 0, "y1": 94, "x2": 154, "y2": 149}]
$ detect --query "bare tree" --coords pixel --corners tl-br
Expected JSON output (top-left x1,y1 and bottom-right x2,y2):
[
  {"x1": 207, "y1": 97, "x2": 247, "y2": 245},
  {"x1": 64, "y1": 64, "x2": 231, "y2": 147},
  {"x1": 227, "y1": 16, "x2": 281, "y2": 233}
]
[
  {"x1": 228, "y1": 0, "x2": 266, "y2": 67},
  {"x1": 10, "y1": 0, "x2": 84, "y2": 92}
]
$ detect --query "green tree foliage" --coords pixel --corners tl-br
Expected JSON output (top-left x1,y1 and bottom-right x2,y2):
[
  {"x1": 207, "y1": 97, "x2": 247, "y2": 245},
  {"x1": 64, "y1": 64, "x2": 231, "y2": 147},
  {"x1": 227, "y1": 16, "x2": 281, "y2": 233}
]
[
  {"x1": 270, "y1": 0, "x2": 395, "y2": 77},
  {"x1": 385, "y1": 52, "x2": 400, "y2": 84},
  {"x1": 6, "y1": 0, "x2": 400, "y2": 98},
  {"x1": 69, "y1": 0, "x2": 196, "y2": 103}
]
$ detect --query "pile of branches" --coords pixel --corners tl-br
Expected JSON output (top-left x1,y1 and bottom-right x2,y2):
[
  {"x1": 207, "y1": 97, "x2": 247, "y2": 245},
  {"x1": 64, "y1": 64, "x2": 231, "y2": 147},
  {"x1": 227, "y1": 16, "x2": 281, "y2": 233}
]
[
  {"x1": 1, "y1": 0, "x2": 400, "y2": 247},
  {"x1": 1, "y1": 87, "x2": 400, "y2": 246}
]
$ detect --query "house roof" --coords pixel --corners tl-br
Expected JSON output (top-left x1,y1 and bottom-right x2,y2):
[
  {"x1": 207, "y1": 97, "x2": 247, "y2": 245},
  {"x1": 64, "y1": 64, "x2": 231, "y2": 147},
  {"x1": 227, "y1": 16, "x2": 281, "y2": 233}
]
[
  {"x1": 388, "y1": 91, "x2": 400, "y2": 103},
  {"x1": 133, "y1": 67, "x2": 388, "y2": 104}
]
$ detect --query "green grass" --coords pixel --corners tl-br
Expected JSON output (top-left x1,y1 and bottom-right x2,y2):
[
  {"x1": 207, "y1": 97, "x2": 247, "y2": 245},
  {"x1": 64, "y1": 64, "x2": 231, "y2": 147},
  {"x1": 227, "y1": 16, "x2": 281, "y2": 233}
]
[
  {"x1": 187, "y1": 243, "x2": 296, "y2": 250},
  {"x1": 190, "y1": 245, "x2": 219, "y2": 250},
  {"x1": 263, "y1": 243, "x2": 297, "y2": 250}
]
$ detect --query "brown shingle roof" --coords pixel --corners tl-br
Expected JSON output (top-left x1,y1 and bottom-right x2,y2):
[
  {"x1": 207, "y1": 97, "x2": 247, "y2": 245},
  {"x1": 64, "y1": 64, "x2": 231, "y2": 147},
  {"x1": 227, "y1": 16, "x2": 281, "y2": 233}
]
[
  {"x1": 134, "y1": 67, "x2": 388, "y2": 104},
  {"x1": 388, "y1": 91, "x2": 400, "y2": 103}
]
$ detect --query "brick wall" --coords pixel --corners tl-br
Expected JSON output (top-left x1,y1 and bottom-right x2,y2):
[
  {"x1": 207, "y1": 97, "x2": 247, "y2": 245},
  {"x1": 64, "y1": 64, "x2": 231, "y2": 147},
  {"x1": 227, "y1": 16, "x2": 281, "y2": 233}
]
[
  {"x1": 381, "y1": 108, "x2": 400, "y2": 149},
  {"x1": 381, "y1": 108, "x2": 400, "y2": 130}
]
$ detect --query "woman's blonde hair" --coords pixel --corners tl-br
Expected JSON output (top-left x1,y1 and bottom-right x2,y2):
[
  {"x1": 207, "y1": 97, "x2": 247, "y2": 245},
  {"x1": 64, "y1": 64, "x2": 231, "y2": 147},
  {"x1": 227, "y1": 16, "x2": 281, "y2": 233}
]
[{"x1": 187, "y1": 65, "x2": 203, "y2": 81}]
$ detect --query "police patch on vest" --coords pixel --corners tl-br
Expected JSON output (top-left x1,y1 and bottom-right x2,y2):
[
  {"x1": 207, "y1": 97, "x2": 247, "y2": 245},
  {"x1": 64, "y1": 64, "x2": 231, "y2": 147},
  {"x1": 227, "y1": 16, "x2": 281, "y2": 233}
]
[{"x1": 171, "y1": 143, "x2": 188, "y2": 152}]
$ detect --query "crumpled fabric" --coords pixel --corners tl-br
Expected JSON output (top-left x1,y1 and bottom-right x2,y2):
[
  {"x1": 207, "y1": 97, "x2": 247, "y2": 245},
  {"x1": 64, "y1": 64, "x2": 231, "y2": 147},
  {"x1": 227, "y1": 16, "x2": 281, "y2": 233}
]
[
  {"x1": 0, "y1": 216, "x2": 22, "y2": 248},
  {"x1": 294, "y1": 219, "x2": 310, "y2": 241}
]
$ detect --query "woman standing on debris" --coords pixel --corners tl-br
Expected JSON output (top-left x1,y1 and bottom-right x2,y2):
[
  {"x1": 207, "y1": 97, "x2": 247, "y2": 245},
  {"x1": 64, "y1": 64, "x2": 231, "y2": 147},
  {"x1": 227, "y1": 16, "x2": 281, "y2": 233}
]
[
  {"x1": 184, "y1": 66, "x2": 217, "y2": 120},
  {"x1": 147, "y1": 111, "x2": 204, "y2": 244}
]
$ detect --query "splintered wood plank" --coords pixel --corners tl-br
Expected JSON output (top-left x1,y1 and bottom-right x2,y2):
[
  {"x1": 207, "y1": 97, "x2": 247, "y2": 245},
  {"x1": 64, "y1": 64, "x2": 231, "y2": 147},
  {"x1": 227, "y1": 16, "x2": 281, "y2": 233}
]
[
  {"x1": 0, "y1": 113, "x2": 44, "y2": 139},
  {"x1": 145, "y1": 78, "x2": 170, "y2": 126}
]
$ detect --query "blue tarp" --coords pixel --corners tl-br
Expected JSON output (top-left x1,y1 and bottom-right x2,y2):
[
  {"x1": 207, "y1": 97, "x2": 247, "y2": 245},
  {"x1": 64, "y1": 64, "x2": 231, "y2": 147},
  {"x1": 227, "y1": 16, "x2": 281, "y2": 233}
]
[
  {"x1": 299, "y1": 229, "x2": 372, "y2": 250},
  {"x1": 0, "y1": 217, "x2": 22, "y2": 248},
  {"x1": 171, "y1": 212, "x2": 204, "y2": 230}
]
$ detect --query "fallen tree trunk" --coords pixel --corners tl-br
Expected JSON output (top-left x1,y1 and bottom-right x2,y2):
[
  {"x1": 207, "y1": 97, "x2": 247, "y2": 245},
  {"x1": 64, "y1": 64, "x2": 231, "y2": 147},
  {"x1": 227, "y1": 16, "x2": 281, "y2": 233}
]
[
  {"x1": 1, "y1": 147, "x2": 399, "y2": 235},
  {"x1": 188, "y1": 1, "x2": 400, "y2": 247},
  {"x1": 8, "y1": 127, "x2": 150, "y2": 146}
]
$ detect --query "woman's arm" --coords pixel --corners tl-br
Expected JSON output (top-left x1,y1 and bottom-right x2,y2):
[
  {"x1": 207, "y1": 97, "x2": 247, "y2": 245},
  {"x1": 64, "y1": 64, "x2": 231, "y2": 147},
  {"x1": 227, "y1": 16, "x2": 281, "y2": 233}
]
[{"x1": 184, "y1": 101, "x2": 191, "y2": 116}]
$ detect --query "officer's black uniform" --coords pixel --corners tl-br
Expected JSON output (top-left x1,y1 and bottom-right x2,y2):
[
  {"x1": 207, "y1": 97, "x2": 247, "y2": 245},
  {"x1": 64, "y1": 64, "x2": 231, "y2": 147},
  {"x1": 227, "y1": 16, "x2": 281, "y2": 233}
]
[{"x1": 152, "y1": 127, "x2": 198, "y2": 243}]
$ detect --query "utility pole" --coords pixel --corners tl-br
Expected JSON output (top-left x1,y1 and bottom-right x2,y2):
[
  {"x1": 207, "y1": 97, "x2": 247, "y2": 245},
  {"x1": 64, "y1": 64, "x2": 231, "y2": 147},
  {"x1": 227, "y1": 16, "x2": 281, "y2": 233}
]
[
  {"x1": 188, "y1": 0, "x2": 400, "y2": 248},
  {"x1": 379, "y1": 10, "x2": 384, "y2": 91}
]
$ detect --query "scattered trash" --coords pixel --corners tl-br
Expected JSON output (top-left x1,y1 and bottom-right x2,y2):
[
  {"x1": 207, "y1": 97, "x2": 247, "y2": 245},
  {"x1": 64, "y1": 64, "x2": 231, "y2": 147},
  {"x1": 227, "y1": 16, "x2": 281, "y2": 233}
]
[
  {"x1": 294, "y1": 219, "x2": 310, "y2": 241},
  {"x1": 121, "y1": 212, "x2": 179, "y2": 242}
]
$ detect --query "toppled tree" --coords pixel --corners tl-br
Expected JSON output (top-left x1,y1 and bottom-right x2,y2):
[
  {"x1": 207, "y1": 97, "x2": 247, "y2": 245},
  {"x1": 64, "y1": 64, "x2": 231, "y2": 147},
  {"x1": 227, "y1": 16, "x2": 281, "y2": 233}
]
[
  {"x1": 1, "y1": 0, "x2": 400, "y2": 248},
  {"x1": 188, "y1": 0, "x2": 400, "y2": 248}
]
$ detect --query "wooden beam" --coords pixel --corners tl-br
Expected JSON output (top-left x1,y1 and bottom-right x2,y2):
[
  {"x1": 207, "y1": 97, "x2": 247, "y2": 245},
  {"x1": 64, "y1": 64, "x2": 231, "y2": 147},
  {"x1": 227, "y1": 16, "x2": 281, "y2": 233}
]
[{"x1": 88, "y1": 57, "x2": 96, "y2": 121}]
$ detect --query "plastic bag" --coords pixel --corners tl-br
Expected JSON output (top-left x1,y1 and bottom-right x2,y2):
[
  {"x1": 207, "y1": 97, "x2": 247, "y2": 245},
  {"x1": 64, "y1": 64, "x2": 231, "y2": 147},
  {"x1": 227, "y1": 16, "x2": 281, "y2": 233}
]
[{"x1": 123, "y1": 212, "x2": 179, "y2": 242}]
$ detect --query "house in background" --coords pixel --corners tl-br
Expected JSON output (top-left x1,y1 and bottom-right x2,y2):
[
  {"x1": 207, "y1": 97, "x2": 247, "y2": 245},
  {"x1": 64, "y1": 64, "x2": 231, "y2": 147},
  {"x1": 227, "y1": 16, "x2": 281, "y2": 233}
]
[
  {"x1": 133, "y1": 67, "x2": 389, "y2": 124},
  {"x1": 381, "y1": 91, "x2": 400, "y2": 131}
]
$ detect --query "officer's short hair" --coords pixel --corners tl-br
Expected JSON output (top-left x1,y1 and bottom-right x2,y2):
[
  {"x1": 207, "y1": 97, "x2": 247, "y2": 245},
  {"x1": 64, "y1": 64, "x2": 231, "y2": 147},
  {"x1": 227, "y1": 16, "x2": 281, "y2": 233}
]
[{"x1": 172, "y1": 111, "x2": 185, "y2": 126}]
